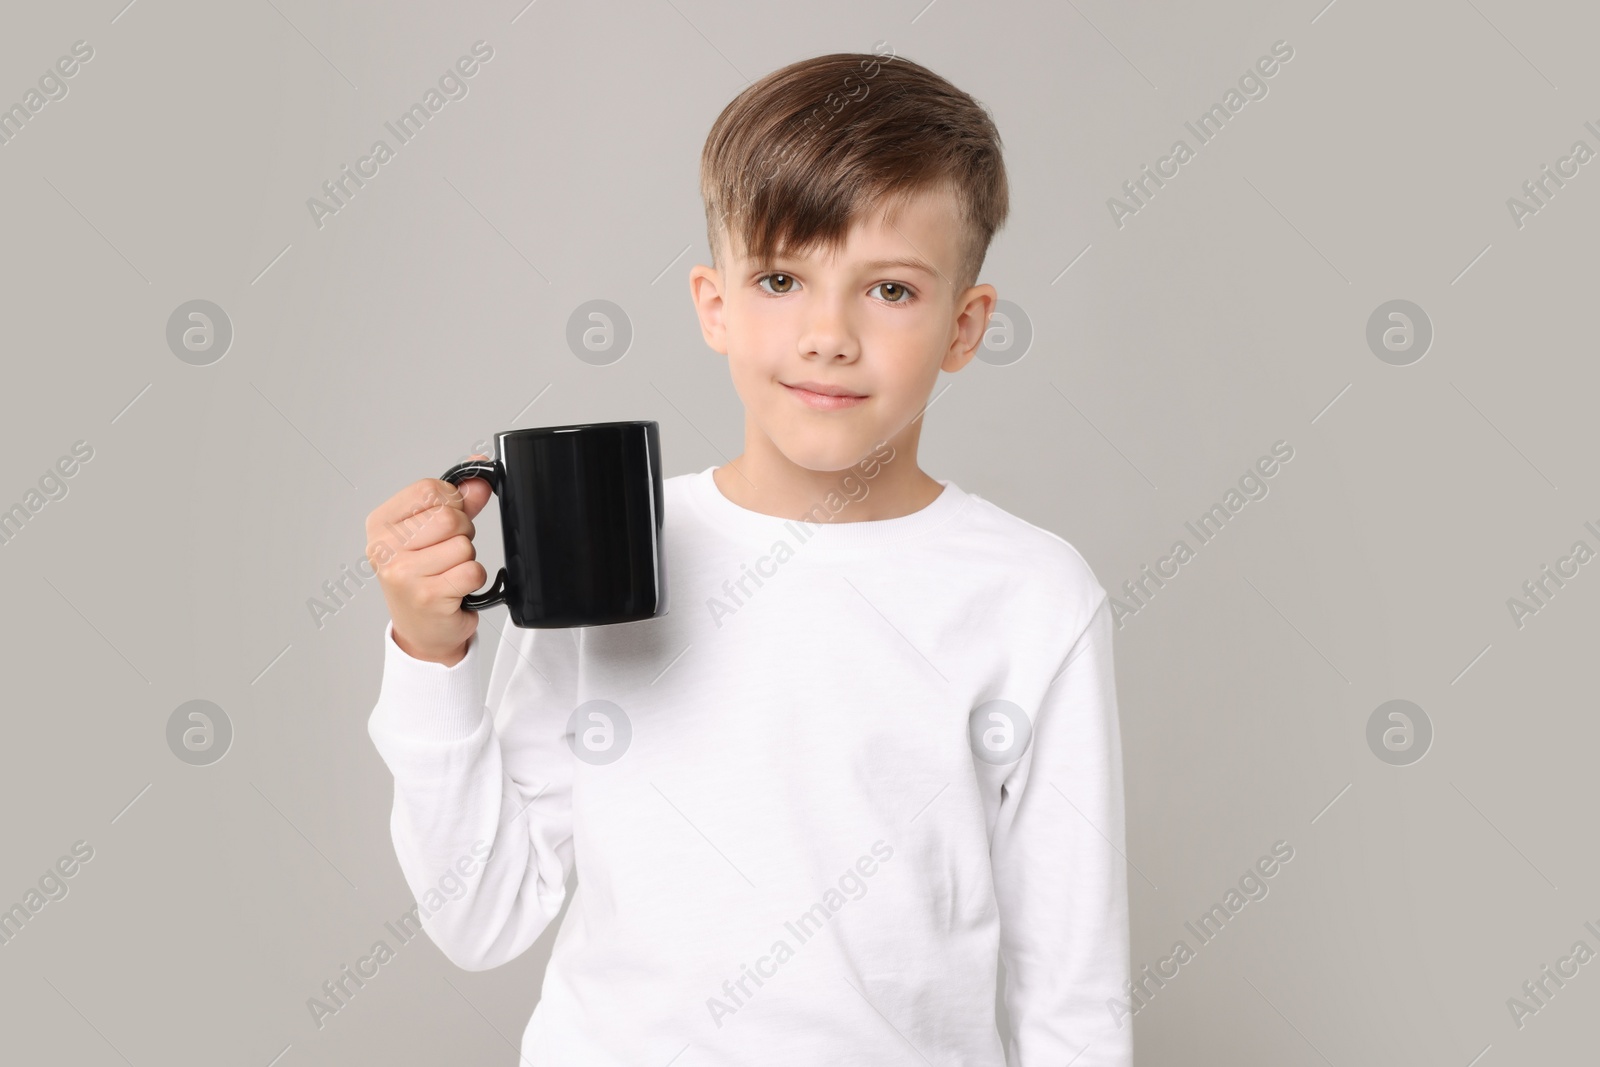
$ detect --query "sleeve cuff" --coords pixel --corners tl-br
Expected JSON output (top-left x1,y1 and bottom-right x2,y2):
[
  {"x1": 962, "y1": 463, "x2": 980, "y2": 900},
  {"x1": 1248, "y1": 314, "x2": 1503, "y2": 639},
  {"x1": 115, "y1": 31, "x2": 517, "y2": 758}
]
[{"x1": 370, "y1": 619, "x2": 490, "y2": 741}]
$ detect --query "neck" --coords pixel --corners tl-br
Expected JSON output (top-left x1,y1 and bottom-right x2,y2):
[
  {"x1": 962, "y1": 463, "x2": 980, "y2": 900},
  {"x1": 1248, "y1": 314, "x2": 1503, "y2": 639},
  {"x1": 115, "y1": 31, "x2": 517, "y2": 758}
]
[{"x1": 713, "y1": 418, "x2": 943, "y2": 522}]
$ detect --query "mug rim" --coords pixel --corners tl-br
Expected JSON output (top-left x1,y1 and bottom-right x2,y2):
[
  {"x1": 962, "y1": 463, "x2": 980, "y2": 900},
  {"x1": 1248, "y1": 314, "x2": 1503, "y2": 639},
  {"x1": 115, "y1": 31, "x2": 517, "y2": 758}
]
[{"x1": 495, "y1": 420, "x2": 657, "y2": 439}]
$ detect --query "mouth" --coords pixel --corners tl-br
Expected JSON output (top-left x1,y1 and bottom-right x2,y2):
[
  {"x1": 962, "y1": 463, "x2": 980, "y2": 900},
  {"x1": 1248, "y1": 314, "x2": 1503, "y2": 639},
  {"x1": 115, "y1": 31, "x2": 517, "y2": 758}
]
[{"x1": 782, "y1": 381, "x2": 869, "y2": 411}]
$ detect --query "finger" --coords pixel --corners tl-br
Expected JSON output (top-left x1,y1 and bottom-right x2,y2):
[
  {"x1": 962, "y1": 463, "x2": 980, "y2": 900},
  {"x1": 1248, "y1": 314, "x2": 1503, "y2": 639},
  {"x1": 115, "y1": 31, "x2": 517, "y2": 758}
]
[
  {"x1": 372, "y1": 501, "x2": 475, "y2": 560},
  {"x1": 375, "y1": 478, "x2": 467, "y2": 531},
  {"x1": 405, "y1": 532, "x2": 478, "y2": 579},
  {"x1": 432, "y1": 558, "x2": 490, "y2": 600}
]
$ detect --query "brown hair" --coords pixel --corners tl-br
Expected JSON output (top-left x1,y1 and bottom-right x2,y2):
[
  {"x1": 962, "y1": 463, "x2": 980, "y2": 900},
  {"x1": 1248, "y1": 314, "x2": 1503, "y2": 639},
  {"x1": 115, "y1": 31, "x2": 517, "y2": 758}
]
[{"x1": 700, "y1": 48, "x2": 1009, "y2": 294}]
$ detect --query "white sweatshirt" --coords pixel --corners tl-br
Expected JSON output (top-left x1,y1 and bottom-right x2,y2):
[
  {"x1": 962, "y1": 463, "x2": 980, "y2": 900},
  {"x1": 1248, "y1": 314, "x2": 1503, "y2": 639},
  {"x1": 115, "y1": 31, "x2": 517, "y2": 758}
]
[{"x1": 368, "y1": 464, "x2": 1131, "y2": 1066}]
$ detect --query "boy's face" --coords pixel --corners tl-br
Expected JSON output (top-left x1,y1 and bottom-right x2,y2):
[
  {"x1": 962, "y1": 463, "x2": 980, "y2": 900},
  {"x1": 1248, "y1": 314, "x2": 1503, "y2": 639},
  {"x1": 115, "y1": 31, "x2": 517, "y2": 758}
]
[{"x1": 689, "y1": 184, "x2": 996, "y2": 474}]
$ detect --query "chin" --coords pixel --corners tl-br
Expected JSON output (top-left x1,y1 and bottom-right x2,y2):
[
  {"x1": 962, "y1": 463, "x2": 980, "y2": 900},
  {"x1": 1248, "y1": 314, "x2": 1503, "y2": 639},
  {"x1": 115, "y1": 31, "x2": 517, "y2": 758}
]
[{"x1": 771, "y1": 430, "x2": 883, "y2": 473}]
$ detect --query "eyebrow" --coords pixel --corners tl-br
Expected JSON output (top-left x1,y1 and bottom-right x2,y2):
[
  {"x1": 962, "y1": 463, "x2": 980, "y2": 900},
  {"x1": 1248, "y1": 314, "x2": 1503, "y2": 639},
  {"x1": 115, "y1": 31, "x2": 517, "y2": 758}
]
[
  {"x1": 855, "y1": 257, "x2": 940, "y2": 277},
  {"x1": 754, "y1": 255, "x2": 940, "y2": 277}
]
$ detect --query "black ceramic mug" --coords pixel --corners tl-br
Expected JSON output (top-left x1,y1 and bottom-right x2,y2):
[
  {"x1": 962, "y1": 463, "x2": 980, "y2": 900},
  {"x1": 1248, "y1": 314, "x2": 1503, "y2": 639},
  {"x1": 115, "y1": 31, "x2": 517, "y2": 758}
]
[{"x1": 439, "y1": 421, "x2": 668, "y2": 628}]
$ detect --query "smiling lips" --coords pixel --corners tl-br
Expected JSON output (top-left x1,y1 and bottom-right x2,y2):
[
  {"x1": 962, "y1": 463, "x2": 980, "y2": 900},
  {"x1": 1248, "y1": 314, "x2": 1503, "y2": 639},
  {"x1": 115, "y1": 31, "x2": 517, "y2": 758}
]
[{"x1": 783, "y1": 380, "x2": 868, "y2": 411}]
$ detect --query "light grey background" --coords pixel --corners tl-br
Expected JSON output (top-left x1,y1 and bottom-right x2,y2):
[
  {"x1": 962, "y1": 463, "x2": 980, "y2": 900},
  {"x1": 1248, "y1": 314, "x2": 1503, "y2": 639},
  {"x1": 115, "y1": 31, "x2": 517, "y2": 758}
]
[{"x1": 2, "y1": 1, "x2": 1595, "y2": 1064}]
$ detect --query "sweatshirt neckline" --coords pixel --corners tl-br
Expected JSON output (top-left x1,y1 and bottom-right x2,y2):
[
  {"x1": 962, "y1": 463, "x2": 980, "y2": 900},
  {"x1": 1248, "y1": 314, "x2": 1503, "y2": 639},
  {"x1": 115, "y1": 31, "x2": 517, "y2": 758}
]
[{"x1": 683, "y1": 464, "x2": 971, "y2": 550}]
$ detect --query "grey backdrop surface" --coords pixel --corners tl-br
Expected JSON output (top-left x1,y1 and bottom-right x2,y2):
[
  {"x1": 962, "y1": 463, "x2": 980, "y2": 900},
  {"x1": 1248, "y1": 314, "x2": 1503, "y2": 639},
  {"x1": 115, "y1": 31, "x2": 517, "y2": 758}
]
[{"x1": 2, "y1": 0, "x2": 1596, "y2": 1064}]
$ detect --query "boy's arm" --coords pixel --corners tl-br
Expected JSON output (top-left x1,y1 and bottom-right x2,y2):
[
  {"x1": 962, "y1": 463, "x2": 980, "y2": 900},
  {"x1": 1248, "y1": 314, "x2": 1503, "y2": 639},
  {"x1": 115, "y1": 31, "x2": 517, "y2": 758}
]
[
  {"x1": 992, "y1": 594, "x2": 1132, "y2": 1066},
  {"x1": 367, "y1": 616, "x2": 578, "y2": 971}
]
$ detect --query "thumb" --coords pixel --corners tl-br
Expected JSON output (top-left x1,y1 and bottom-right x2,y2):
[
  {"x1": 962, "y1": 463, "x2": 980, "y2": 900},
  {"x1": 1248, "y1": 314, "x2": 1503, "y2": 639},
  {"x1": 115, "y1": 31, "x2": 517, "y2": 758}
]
[
  {"x1": 456, "y1": 476, "x2": 494, "y2": 519},
  {"x1": 445, "y1": 453, "x2": 495, "y2": 519}
]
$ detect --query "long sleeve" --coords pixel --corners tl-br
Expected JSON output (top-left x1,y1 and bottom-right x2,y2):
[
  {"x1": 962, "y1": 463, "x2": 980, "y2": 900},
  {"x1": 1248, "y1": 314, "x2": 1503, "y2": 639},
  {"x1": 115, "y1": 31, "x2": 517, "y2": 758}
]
[
  {"x1": 991, "y1": 594, "x2": 1132, "y2": 1066},
  {"x1": 367, "y1": 617, "x2": 580, "y2": 971}
]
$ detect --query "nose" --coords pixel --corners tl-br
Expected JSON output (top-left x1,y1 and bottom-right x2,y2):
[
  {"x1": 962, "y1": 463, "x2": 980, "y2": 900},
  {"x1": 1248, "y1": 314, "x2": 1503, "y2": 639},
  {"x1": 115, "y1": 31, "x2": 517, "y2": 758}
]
[{"x1": 796, "y1": 294, "x2": 860, "y2": 363}]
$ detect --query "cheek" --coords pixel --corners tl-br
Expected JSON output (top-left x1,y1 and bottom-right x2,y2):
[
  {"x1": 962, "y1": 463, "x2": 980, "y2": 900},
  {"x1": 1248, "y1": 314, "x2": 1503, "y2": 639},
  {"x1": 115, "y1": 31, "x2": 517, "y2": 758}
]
[
  {"x1": 727, "y1": 324, "x2": 786, "y2": 373},
  {"x1": 727, "y1": 295, "x2": 789, "y2": 354},
  {"x1": 726, "y1": 346, "x2": 785, "y2": 408},
  {"x1": 870, "y1": 317, "x2": 945, "y2": 379}
]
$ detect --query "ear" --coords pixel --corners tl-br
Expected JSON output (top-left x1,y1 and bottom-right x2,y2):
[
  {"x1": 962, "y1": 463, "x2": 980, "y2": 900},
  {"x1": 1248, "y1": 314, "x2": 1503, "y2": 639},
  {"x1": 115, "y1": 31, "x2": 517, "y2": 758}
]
[
  {"x1": 689, "y1": 263, "x2": 729, "y2": 355},
  {"x1": 942, "y1": 283, "x2": 998, "y2": 373}
]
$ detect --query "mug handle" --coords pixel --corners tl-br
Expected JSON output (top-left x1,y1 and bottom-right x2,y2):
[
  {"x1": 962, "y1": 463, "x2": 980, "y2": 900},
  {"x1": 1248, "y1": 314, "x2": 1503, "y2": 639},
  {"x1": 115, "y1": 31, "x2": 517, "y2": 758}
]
[{"x1": 439, "y1": 459, "x2": 508, "y2": 613}]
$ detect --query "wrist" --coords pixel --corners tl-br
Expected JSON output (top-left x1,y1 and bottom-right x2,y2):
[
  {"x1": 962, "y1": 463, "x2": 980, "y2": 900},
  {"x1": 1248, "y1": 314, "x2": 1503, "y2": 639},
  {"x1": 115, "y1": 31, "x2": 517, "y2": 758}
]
[{"x1": 391, "y1": 626, "x2": 468, "y2": 668}]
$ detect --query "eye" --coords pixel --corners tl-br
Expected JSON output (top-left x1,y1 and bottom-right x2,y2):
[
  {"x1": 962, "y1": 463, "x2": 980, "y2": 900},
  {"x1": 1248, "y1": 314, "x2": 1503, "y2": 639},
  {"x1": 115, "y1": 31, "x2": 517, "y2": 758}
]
[
  {"x1": 757, "y1": 273, "x2": 797, "y2": 295},
  {"x1": 870, "y1": 281, "x2": 915, "y2": 304}
]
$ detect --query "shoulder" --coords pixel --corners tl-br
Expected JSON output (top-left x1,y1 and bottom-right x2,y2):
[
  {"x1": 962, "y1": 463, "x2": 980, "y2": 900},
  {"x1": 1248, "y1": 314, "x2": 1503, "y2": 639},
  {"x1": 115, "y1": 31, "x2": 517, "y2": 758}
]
[
  {"x1": 663, "y1": 470, "x2": 705, "y2": 511},
  {"x1": 954, "y1": 489, "x2": 1108, "y2": 625}
]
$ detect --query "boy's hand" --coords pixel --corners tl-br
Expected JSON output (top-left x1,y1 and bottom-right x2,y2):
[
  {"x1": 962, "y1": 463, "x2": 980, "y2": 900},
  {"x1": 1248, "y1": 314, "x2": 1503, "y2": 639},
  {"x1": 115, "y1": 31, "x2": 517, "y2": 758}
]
[{"x1": 365, "y1": 454, "x2": 495, "y2": 667}]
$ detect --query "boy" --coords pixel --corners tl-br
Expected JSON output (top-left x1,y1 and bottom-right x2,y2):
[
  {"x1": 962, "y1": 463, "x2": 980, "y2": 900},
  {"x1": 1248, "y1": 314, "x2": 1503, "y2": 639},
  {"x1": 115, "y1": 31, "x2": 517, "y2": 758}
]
[{"x1": 365, "y1": 49, "x2": 1130, "y2": 1066}]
